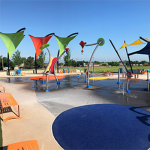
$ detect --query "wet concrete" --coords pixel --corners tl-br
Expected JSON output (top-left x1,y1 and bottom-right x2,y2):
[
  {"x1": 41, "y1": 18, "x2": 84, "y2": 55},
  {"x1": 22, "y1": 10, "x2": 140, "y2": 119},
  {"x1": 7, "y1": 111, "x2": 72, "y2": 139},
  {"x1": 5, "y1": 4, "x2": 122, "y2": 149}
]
[{"x1": 1, "y1": 74, "x2": 150, "y2": 117}]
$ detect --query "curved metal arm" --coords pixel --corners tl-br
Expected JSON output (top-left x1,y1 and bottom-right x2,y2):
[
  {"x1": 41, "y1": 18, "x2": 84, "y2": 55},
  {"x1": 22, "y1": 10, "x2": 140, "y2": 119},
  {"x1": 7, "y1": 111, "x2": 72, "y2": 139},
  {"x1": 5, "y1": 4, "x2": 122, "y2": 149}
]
[
  {"x1": 139, "y1": 37, "x2": 149, "y2": 43},
  {"x1": 67, "y1": 32, "x2": 78, "y2": 37},
  {"x1": 85, "y1": 42, "x2": 99, "y2": 46},
  {"x1": 55, "y1": 32, "x2": 78, "y2": 38},
  {"x1": 45, "y1": 33, "x2": 55, "y2": 37},
  {"x1": 87, "y1": 40, "x2": 102, "y2": 87},
  {"x1": 16, "y1": 28, "x2": 26, "y2": 33}
]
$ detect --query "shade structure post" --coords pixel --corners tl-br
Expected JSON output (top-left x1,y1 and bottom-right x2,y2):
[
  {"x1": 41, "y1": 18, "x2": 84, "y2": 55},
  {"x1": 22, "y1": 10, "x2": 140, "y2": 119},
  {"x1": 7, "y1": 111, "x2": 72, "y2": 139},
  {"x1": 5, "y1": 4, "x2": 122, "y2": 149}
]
[
  {"x1": 109, "y1": 39, "x2": 128, "y2": 73},
  {"x1": 35, "y1": 53, "x2": 37, "y2": 74},
  {"x1": 7, "y1": 53, "x2": 10, "y2": 75},
  {"x1": 124, "y1": 40, "x2": 133, "y2": 74}
]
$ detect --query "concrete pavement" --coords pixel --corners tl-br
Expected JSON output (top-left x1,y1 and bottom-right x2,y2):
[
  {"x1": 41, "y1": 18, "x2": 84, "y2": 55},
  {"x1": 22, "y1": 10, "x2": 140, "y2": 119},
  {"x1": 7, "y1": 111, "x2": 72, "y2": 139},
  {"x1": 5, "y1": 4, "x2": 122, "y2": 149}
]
[{"x1": 0, "y1": 80, "x2": 63, "y2": 150}]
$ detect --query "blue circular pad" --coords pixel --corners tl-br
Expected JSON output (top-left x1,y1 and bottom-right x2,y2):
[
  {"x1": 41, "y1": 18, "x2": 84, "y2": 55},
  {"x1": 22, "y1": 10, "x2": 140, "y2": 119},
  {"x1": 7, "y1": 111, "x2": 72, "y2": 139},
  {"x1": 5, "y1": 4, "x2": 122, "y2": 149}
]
[{"x1": 52, "y1": 104, "x2": 150, "y2": 150}]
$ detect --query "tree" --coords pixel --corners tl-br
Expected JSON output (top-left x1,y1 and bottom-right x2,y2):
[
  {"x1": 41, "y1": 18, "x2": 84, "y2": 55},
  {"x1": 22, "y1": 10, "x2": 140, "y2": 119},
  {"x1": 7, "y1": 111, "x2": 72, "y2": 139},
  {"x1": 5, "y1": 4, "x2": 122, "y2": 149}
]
[
  {"x1": 94, "y1": 61, "x2": 100, "y2": 64},
  {"x1": 70, "y1": 59, "x2": 76, "y2": 67},
  {"x1": 140, "y1": 60, "x2": 148, "y2": 64},
  {"x1": 22, "y1": 57, "x2": 27, "y2": 64},
  {"x1": 64, "y1": 50, "x2": 71, "y2": 66},
  {"x1": 11, "y1": 50, "x2": 22, "y2": 66},
  {"x1": 102, "y1": 64, "x2": 107, "y2": 66},
  {"x1": 108, "y1": 61, "x2": 119, "y2": 66},
  {"x1": 26, "y1": 56, "x2": 34, "y2": 69},
  {"x1": 36, "y1": 51, "x2": 46, "y2": 68}
]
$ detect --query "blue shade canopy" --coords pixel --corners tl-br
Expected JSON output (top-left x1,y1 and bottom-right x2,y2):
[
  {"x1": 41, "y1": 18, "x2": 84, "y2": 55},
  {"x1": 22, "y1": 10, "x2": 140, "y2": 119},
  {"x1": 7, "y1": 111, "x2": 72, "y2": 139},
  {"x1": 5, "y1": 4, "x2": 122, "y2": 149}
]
[{"x1": 129, "y1": 43, "x2": 150, "y2": 55}]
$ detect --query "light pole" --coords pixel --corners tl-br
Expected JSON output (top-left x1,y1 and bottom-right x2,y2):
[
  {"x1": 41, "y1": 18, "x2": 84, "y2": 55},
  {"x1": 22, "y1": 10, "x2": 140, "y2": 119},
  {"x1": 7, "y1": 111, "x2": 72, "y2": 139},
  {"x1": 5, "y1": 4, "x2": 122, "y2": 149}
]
[{"x1": 1, "y1": 55, "x2": 3, "y2": 71}]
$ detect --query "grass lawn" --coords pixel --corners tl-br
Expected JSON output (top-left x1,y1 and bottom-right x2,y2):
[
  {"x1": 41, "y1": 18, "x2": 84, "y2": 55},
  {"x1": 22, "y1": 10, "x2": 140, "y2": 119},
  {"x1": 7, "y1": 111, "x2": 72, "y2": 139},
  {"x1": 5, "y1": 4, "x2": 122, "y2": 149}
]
[
  {"x1": 62, "y1": 66, "x2": 150, "y2": 73},
  {"x1": 1, "y1": 66, "x2": 150, "y2": 74}
]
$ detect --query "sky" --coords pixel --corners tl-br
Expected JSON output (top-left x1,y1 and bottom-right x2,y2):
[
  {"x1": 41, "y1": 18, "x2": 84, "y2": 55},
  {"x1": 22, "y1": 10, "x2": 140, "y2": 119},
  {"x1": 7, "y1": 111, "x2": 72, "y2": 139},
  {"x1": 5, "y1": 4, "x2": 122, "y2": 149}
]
[{"x1": 0, "y1": 0, "x2": 150, "y2": 63}]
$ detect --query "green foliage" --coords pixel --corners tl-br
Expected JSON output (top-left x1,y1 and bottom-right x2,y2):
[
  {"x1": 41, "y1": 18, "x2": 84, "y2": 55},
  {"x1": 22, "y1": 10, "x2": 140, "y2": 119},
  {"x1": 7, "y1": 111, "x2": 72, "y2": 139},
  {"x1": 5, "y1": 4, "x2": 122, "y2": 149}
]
[
  {"x1": 65, "y1": 66, "x2": 150, "y2": 73},
  {"x1": 58, "y1": 63, "x2": 63, "y2": 66},
  {"x1": 22, "y1": 57, "x2": 27, "y2": 64},
  {"x1": 94, "y1": 61, "x2": 100, "y2": 64},
  {"x1": 36, "y1": 51, "x2": 46, "y2": 68},
  {"x1": 64, "y1": 50, "x2": 71, "y2": 66},
  {"x1": 0, "y1": 57, "x2": 14, "y2": 70},
  {"x1": 108, "y1": 61, "x2": 119, "y2": 66},
  {"x1": 11, "y1": 50, "x2": 22, "y2": 66},
  {"x1": 25, "y1": 56, "x2": 34, "y2": 69}
]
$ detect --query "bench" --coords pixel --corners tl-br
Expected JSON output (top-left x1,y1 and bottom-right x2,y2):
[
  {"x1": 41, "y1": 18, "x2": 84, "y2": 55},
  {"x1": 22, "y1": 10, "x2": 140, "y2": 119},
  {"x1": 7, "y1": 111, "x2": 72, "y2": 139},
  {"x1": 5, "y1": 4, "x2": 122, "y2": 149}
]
[{"x1": 0, "y1": 93, "x2": 20, "y2": 122}]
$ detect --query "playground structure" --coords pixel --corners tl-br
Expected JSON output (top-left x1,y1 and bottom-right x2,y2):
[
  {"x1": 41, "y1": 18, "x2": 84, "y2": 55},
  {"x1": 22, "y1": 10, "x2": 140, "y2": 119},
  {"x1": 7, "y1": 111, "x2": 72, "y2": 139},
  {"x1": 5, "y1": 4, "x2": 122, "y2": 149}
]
[
  {"x1": 47, "y1": 33, "x2": 78, "y2": 85},
  {"x1": 10, "y1": 69, "x2": 25, "y2": 76},
  {"x1": 1, "y1": 28, "x2": 150, "y2": 93},
  {"x1": 29, "y1": 32, "x2": 78, "y2": 91},
  {"x1": 79, "y1": 38, "x2": 105, "y2": 88}
]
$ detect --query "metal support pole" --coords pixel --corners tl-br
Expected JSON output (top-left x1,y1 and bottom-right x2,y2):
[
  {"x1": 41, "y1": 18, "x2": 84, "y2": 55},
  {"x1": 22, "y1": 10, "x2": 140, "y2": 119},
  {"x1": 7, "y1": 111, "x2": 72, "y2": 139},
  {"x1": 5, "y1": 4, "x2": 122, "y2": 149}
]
[
  {"x1": 85, "y1": 73, "x2": 87, "y2": 82},
  {"x1": 109, "y1": 40, "x2": 128, "y2": 73},
  {"x1": 42, "y1": 74, "x2": 45, "y2": 84},
  {"x1": 87, "y1": 44, "x2": 100, "y2": 88},
  {"x1": 45, "y1": 74, "x2": 49, "y2": 92},
  {"x1": 117, "y1": 68, "x2": 121, "y2": 84},
  {"x1": 126, "y1": 77, "x2": 130, "y2": 93},
  {"x1": 124, "y1": 41, "x2": 133, "y2": 74},
  {"x1": 147, "y1": 70, "x2": 150, "y2": 81}
]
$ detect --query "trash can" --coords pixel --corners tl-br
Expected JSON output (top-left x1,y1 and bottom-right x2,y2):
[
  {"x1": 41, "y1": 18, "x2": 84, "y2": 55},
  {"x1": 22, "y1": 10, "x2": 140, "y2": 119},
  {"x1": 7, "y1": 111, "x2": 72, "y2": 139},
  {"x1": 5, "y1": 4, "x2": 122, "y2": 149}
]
[{"x1": 119, "y1": 68, "x2": 123, "y2": 73}]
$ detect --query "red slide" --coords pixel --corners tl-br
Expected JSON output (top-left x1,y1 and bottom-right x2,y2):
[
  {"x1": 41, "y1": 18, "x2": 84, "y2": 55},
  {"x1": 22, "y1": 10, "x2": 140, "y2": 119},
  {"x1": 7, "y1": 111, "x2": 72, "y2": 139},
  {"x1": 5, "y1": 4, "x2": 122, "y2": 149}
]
[{"x1": 49, "y1": 57, "x2": 58, "y2": 74}]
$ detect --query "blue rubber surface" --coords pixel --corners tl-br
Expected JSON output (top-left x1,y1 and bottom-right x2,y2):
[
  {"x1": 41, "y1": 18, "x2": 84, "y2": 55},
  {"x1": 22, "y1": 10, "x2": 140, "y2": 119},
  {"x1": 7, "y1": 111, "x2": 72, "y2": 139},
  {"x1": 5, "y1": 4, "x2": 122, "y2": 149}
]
[{"x1": 52, "y1": 104, "x2": 150, "y2": 150}]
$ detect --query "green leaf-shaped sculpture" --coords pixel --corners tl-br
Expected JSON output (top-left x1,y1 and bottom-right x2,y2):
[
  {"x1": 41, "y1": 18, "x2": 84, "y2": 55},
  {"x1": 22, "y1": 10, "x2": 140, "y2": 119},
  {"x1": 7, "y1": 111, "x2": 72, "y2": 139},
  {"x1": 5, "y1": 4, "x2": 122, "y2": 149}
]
[
  {"x1": 0, "y1": 29, "x2": 25, "y2": 58},
  {"x1": 55, "y1": 33, "x2": 78, "y2": 57}
]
